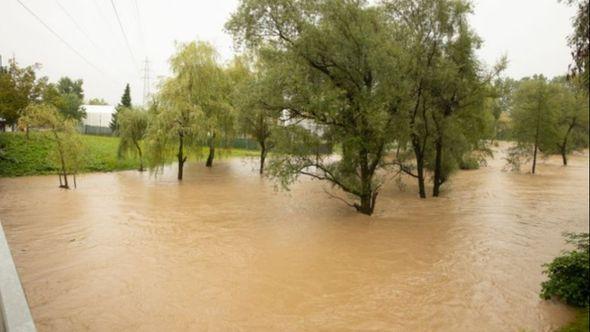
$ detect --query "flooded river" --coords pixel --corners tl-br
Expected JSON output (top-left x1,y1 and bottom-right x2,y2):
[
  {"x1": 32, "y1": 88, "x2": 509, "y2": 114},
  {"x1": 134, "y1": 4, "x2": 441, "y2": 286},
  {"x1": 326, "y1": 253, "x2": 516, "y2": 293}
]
[{"x1": 0, "y1": 147, "x2": 588, "y2": 331}]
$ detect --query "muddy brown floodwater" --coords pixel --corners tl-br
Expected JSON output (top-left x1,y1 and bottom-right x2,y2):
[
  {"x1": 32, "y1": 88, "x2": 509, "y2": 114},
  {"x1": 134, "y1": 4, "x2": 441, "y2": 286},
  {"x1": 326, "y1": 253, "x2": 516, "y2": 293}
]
[{"x1": 0, "y1": 146, "x2": 588, "y2": 331}]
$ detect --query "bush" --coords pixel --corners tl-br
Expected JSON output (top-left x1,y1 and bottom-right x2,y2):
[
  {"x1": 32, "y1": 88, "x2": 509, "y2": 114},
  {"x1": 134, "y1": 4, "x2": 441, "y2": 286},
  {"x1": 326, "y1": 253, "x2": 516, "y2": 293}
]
[
  {"x1": 540, "y1": 233, "x2": 589, "y2": 307},
  {"x1": 459, "y1": 156, "x2": 481, "y2": 170}
]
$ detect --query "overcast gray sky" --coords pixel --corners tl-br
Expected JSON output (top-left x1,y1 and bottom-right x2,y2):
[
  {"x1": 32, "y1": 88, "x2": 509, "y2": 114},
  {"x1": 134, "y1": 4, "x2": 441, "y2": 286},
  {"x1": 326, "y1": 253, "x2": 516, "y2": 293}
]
[{"x1": 0, "y1": 0, "x2": 576, "y2": 105}]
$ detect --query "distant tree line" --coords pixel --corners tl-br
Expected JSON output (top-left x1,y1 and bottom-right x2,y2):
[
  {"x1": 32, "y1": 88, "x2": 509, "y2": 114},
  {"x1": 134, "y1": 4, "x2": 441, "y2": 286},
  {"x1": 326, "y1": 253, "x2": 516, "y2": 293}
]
[{"x1": 0, "y1": 58, "x2": 87, "y2": 129}]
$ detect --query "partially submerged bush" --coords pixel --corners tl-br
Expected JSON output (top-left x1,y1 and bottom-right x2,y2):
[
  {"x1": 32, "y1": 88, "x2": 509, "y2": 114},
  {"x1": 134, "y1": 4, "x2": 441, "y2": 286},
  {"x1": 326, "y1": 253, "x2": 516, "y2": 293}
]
[
  {"x1": 460, "y1": 148, "x2": 492, "y2": 170},
  {"x1": 503, "y1": 144, "x2": 532, "y2": 172},
  {"x1": 460, "y1": 156, "x2": 481, "y2": 170},
  {"x1": 540, "y1": 233, "x2": 589, "y2": 307}
]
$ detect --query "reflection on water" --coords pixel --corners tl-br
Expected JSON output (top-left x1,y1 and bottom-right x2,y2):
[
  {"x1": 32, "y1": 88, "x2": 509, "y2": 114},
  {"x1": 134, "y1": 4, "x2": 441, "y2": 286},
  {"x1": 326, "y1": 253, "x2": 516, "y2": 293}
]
[{"x1": 0, "y1": 146, "x2": 588, "y2": 331}]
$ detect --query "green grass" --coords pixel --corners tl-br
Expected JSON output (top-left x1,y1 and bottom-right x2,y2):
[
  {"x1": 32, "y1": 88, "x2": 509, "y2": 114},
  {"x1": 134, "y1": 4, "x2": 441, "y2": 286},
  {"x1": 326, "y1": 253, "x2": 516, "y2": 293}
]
[
  {"x1": 0, "y1": 132, "x2": 261, "y2": 177},
  {"x1": 558, "y1": 309, "x2": 589, "y2": 332}
]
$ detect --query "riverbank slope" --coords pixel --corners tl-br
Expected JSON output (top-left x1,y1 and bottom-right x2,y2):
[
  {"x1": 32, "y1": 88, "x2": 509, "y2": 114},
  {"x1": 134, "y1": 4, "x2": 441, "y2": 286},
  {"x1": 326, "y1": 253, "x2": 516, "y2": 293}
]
[{"x1": 0, "y1": 132, "x2": 259, "y2": 177}]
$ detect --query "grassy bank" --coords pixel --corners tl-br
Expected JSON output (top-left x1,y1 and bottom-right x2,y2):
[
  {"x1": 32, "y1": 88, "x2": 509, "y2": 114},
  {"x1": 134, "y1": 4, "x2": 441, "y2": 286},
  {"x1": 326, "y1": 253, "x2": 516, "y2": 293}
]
[
  {"x1": 558, "y1": 309, "x2": 589, "y2": 332},
  {"x1": 0, "y1": 132, "x2": 260, "y2": 177}
]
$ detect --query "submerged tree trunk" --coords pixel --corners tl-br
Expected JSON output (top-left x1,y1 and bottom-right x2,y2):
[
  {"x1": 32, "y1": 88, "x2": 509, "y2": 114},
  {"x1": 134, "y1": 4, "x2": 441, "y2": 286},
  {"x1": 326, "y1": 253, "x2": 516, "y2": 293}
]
[
  {"x1": 177, "y1": 132, "x2": 187, "y2": 180},
  {"x1": 206, "y1": 133, "x2": 215, "y2": 168},
  {"x1": 54, "y1": 132, "x2": 69, "y2": 189},
  {"x1": 354, "y1": 148, "x2": 378, "y2": 215},
  {"x1": 58, "y1": 156, "x2": 69, "y2": 189},
  {"x1": 559, "y1": 120, "x2": 576, "y2": 166},
  {"x1": 134, "y1": 140, "x2": 144, "y2": 172},
  {"x1": 259, "y1": 141, "x2": 267, "y2": 175},
  {"x1": 206, "y1": 146, "x2": 215, "y2": 168},
  {"x1": 532, "y1": 141, "x2": 538, "y2": 174},
  {"x1": 408, "y1": 83, "x2": 429, "y2": 199},
  {"x1": 433, "y1": 138, "x2": 443, "y2": 197},
  {"x1": 355, "y1": 192, "x2": 378, "y2": 215},
  {"x1": 531, "y1": 104, "x2": 543, "y2": 174},
  {"x1": 411, "y1": 138, "x2": 426, "y2": 199}
]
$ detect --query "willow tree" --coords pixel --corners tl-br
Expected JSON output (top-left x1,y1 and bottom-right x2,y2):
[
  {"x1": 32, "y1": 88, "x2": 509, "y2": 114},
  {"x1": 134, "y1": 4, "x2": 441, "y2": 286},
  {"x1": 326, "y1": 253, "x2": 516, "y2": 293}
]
[
  {"x1": 227, "y1": 0, "x2": 407, "y2": 215},
  {"x1": 117, "y1": 107, "x2": 148, "y2": 171},
  {"x1": 19, "y1": 103, "x2": 83, "y2": 188},
  {"x1": 147, "y1": 42, "x2": 220, "y2": 180},
  {"x1": 198, "y1": 47, "x2": 234, "y2": 168}
]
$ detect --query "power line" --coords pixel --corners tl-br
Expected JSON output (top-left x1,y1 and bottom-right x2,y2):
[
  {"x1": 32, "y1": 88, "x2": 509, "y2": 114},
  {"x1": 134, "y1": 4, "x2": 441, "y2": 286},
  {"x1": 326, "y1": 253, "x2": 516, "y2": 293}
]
[
  {"x1": 14, "y1": 0, "x2": 108, "y2": 77},
  {"x1": 109, "y1": 0, "x2": 138, "y2": 70},
  {"x1": 55, "y1": 0, "x2": 129, "y2": 78},
  {"x1": 142, "y1": 57, "x2": 151, "y2": 105},
  {"x1": 133, "y1": 0, "x2": 147, "y2": 57},
  {"x1": 54, "y1": 0, "x2": 103, "y2": 54}
]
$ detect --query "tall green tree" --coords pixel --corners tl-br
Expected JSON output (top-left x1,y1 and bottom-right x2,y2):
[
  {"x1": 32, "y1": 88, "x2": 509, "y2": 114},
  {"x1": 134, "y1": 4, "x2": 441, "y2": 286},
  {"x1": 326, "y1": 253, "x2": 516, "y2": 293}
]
[
  {"x1": 117, "y1": 107, "x2": 148, "y2": 171},
  {"x1": 57, "y1": 77, "x2": 84, "y2": 99},
  {"x1": 201, "y1": 48, "x2": 234, "y2": 168},
  {"x1": 549, "y1": 78, "x2": 589, "y2": 165},
  {"x1": 383, "y1": 0, "x2": 443, "y2": 199},
  {"x1": 146, "y1": 41, "x2": 221, "y2": 180},
  {"x1": 54, "y1": 76, "x2": 86, "y2": 120},
  {"x1": 384, "y1": 0, "x2": 501, "y2": 197},
  {"x1": 561, "y1": 0, "x2": 589, "y2": 91},
  {"x1": 509, "y1": 76, "x2": 559, "y2": 174},
  {"x1": 230, "y1": 57, "x2": 280, "y2": 174},
  {"x1": 30, "y1": 76, "x2": 87, "y2": 121},
  {"x1": 110, "y1": 84, "x2": 132, "y2": 132},
  {"x1": 227, "y1": 0, "x2": 408, "y2": 215},
  {"x1": 486, "y1": 78, "x2": 516, "y2": 142},
  {"x1": 427, "y1": 14, "x2": 503, "y2": 196},
  {"x1": 0, "y1": 59, "x2": 45, "y2": 128}
]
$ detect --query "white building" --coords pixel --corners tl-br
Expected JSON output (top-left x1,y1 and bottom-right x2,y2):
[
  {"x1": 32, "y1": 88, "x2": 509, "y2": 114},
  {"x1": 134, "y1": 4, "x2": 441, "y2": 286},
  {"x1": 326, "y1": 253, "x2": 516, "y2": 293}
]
[{"x1": 81, "y1": 105, "x2": 115, "y2": 128}]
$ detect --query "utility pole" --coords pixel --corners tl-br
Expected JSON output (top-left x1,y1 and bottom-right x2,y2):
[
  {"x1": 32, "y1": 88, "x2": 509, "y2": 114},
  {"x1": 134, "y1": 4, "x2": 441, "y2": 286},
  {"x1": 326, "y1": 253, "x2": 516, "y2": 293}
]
[{"x1": 142, "y1": 57, "x2": 150, "y2": 106}]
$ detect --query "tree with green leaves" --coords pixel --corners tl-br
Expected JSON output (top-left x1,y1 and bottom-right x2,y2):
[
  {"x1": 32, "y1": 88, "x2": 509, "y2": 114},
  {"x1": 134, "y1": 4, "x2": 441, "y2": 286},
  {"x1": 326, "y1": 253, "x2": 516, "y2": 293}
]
[
  {"x1": 57, "y1": 77, "x2": 84, "y2": 99},
  {"x1": 427, "y1": 28, "x2": 502, "y2": 196},
  {"x1": 147, "y1": 42, "x2": 222, "y2": 180},
  {"x1": 230, "y1": 57, "x2": 280, "y2": 174},
  {"x1": 201, "y1": 48, "x2": 234, "y2": 168},
  {"x1": 117, "y1": 107, "x2": 148, "y2": 171},
  {"x1": 486, "y1": 78, "x2": 516, "y2": 142},
  {"x1": 382, "y1": 0, "x2": 443, "y2": 199},
  {"x1": 38, "y1": 77, "x2": 86, "y2": 121},
  {"x1": 227, "y1": 0, "x2": 408, "y2": 215},
  {"x1": 560, "y1": 0, "x2": 589, "y2": 91},
  {"x1": 18, "y1": 103, "x2": 84, "y2": 188},
  {"x1": 0, "y1": 58, "x2": 46, "y2": 128},
  {"x1": 87, "y1": 98, "x2": 108, "y2": 105},
  {"x1": 384, "y1": 0, "x2": 501, "y2": 197},
  {"x1": 110, "y1": 84, "x2": 132, "y2": 133},
  {"x1": 508, "y1": 76, "x2": 559, "y2": 174},
  {"x1": 549, "y1": 77, "x2": 589, "y2": 165},
  {"x1": 53, "y1": 76, "x2": 86, "y2": 120}
]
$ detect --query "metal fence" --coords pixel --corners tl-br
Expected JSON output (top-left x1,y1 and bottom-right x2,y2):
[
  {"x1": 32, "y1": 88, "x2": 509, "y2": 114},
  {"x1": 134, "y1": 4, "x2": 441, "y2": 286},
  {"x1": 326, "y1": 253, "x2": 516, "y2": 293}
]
[
  {"x1": 79, "y1": 125, "x2": 113, "y2": 136},
  {"x1": 231, "y1": 137, "x2": 259, "y2": 150}
]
